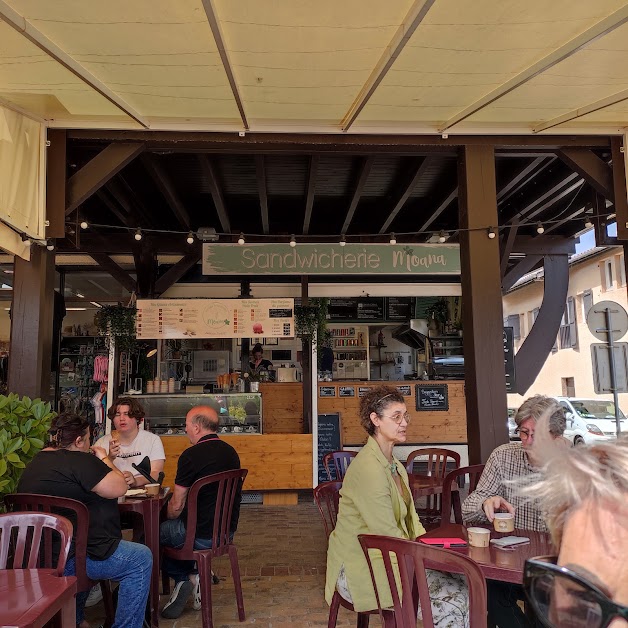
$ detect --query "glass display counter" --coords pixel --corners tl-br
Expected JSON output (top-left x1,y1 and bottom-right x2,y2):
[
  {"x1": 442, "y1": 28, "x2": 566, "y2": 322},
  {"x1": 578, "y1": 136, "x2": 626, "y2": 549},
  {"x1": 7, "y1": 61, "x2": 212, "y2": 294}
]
[{"x1": 134, "y1": 393, "x2": 262, "y2": 435}]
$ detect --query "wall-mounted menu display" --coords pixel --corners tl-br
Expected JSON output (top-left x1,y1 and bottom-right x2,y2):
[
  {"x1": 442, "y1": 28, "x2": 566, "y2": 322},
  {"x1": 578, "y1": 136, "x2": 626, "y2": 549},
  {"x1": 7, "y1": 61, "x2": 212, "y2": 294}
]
[
  {"x1": 415, "y1": 384, "x2": 449, "y2": 411},
  {"x1": 385, "y1": 297, "x2": 415, "y2": 322},
  {"x1": 319, "y1": 386, "x2": 336, "y2": 397},
  {"x1": 339, "y1": 386, "x2": 355, "y2": 397},
  {"x1": 327, "y1": 298, "x2": 385, "y2": 322}
]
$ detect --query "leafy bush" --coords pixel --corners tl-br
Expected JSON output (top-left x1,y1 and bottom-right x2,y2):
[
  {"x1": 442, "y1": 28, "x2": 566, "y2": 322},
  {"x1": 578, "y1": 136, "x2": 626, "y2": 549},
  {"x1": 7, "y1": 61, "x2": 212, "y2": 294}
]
[{"x1": 0, "y1": 394, "x2": 55, "y2": 509}]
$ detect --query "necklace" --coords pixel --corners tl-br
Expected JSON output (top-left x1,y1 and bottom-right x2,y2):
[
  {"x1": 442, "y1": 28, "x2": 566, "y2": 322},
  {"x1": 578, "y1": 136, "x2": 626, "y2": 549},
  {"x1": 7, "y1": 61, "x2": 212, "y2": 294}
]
[{"x1": 390, "y1": 461, "x2": 398, "y2": 475}]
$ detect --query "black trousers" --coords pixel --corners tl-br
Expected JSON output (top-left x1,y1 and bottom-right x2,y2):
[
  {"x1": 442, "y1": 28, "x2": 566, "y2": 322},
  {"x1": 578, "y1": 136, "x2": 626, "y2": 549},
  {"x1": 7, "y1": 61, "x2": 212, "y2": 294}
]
[{"x1": 487, "y1": 581, "x2": 542, "y2": 628}]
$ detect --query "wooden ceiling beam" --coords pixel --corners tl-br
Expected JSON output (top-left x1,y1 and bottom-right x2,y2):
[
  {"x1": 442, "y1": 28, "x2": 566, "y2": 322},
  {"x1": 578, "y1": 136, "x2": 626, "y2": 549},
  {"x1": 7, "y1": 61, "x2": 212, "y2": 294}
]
[
  {"x1": 141, "y1": 154, "x2": 191, "y2": 230},
  {"x1": 303, "y1": 155, "x2": 319, "y2": 235},
  {"x1": 132, "y1": 243, "x2": 157, "y2": 298},
  {"x1": 154, "y1": 249, "x2": 201, "y2": 295},
  {"x1": 557, "y1": 149, "x2": 614, "y2": 200},
  {"x1": 612, "y1": 136, "x2": 628, "y2": 240},
  {"x1": 497, "y1": 157, "x2": 551, "y2": 203},
  {"x1": 417, "y1": 187, "x2": 458, "y2": 233},
  {"x1": 106, "y1": 178, "x2": 150, "y2": 227},
  {"x1": 66, "y1": 143, "x2": 144, "y2": 215},
  {"x1": 89, "y1": 254, "x2": 136, "y2": 293},
  {"x1": 341, "y1": 156, "x2": 374, "y2": 234},
  {"x1": 380, "y1": 157, "x2": 431, "y2": 233},
  {"x1": 500, "y1": 219, "x2": 519, "y2": 279},
  {"x1": 95, "y1": 189, "x2": 136, "y2": 227},
  {"x1": 256, "y1": 156, "x2": 269, "y2": 235},
  {"x1": 197, "y1": 155, "x2": 231, "y2": 233}
]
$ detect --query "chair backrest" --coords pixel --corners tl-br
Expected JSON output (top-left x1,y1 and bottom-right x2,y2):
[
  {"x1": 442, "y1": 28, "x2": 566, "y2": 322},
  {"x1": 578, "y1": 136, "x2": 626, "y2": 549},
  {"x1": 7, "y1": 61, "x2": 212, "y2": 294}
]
[
  {"x1": 322, "y1": 451, "x2": 356, "y2": 481},
  {"x1": 179, "y1": 468, "x2": 248, "y2": 558},
  {"x1": 441, "y1": 464, "x2": 486, "y2": 524},
  {"x1": 313, "y1": 481, "x2": 342, "y2": 538},
  {"x1": 358, "y1": 534, "x2": 487, "y2": 628},
  {"x1": 5, "y1": 493, "x2": 91, "y2": 590},
  {"x1": 405, "y1": 448, "x2": 461, "y2": 477},
  {"x1": 0, "y1": 511, "x2": 73, "y2": 576}
]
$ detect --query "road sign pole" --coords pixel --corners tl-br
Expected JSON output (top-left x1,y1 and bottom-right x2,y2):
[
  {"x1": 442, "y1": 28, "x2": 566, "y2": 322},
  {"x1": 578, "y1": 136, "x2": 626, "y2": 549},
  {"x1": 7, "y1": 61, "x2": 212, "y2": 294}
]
[{"x1": 603, "y1": 306, "x2": 622, "y2": 436}]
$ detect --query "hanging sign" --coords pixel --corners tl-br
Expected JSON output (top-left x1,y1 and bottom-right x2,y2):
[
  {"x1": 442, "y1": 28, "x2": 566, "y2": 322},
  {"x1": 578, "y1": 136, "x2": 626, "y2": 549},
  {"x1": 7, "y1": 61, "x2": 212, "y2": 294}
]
[
  {"x1": 136, "y1": 298, "x2": 294, "y2": 339},
  {"x1": 203, "y1": 243, "x2": 460, "y2": 275}
]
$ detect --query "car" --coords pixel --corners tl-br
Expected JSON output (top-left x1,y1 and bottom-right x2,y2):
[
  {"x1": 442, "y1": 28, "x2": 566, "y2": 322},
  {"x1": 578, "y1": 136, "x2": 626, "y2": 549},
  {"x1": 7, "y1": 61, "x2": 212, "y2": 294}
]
[
  {"x1": 507, "y1": 408, "x2": 519, "y2": 440},
  {"x1": 555, "y1": 397, "x2": 625, "y2": 446}
]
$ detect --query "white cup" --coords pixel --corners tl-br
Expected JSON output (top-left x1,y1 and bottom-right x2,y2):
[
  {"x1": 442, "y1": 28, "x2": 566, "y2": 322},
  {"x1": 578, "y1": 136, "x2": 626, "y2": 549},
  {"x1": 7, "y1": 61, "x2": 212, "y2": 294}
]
[
  {"x1": 493, "y1": 513, "x2": 515, "y2": 533},
  {"x1": 467, "y1": 527, "x2": 491, "y2": 548}
]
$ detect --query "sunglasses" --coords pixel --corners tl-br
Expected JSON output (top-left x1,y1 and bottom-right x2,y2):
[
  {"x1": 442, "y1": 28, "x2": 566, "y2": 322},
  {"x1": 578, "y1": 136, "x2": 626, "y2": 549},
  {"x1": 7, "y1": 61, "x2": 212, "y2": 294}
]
[{"x1": 524, "y1": 556, "x2": 628, "y2": 628}]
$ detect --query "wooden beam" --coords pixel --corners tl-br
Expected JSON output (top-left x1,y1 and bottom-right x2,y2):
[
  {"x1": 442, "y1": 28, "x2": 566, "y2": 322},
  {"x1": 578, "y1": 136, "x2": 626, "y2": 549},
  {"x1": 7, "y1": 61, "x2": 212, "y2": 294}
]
[
  {"x1": 96, "y1": 189, "x2": 135, "y2": 227},
  {"x1": 513, "y1": 255, "x2": 569, "y2": 394},
  {"x1": 108, "y1": 176, "x2": 152, "y2": 226},
  {"x1": 502, "y1": 254, "x2": 543, "y2": 293},
  {"x1": 417, "y1": 187, "x2": 458, "y2": 233},
  {"x1": 341, "y1": 157, "x2": 374, "y2": 234},
  {"x1": 508, "y1": 173, "x2": 581, "y2": 222},
  {"x1": 90, "y1": 253, "x2": 136, "y2": 293},
  {"x1": 500, "y1": 219, "x2": 519, "y2": 279},
  {"x1": 141, "y1": 154, "x2": 191, "y2": 230},
  {"x1": 132, "y1": 244, "x2": 157, "y2": 298},
  {"x1": 458, "y1": 144, "x2": 508, "y2": 464},
  {"x1": 497, "y1": 157, "x2": 550, "y2": 203},
  {"x1": 256, "y1": 156, "x2": 269, "y2": 235},
  {"x1": 197, "y1": 155, "x2": 231, "y2": 233},
  {"x1": 380, "y1": 157, "x2": 431, "y2": 233},
  {"x1": 543, "y1": 206, "x2": 586, "y2": 235},
  {"x1": 612, "y1": 136, "x2": 628, "y2": 240},
  {"x1": 155, "y1": 249, "x2": 201, "y2": 295},
  {"x1": 592, "y1": 190, "x2": 618, "y2": 246},
  {"x1": 510, "y1": 235, "x2": 577, "y2": 256},
  {"x1": 66, "y1": 143, "x2": 144, "y2": 215},
  {"x1": 303, "y1": 155, "x2": 318, "y2": 235},
  {"x1": 557, "y1": 149, "x2": 614, "y2": 200},
  {"x1": 46, "y1": 129, "x2": 66, "y2": 239}
]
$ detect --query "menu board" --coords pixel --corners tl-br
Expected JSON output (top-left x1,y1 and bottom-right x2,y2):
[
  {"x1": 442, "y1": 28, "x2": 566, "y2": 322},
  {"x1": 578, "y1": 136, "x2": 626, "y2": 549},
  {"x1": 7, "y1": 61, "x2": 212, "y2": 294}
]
[
  {"x1": 327, "y1": 298, "x2": 385, "y2": 322},
  {"x1": 503, "y1": 327, "x2": 516, "y2": 393},
  {"x1": 317, "y1": 413, "x2": 342, "y2": 483},
  {"x1": 136, "y1": 298, "x2": 294, "y2": 339},
  {"x1": 396, "y1": 385, "x2": 411, "y2": 396},
  {"x1": 339, "y1": 386, "x2": 355, "y2": 397},
  {"x1": 358, "y1": 387, "x2": 370, "y2": 397},
  {"x1": 415, "y1": 384, "x2": 449, "y2": 411},
  {"x1": 386, "y1": 297, "x2": 415, "y2": 321},
  {"x1": 319, "y1": 386, "x2": 336, "y2": 397}
]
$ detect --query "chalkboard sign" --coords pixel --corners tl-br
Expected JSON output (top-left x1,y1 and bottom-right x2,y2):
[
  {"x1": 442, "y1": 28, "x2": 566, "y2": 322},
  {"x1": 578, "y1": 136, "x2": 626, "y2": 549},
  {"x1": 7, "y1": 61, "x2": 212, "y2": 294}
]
[
  {"x1": 396, "y1": 385, "x2": 411, "y2": 396},
  {"x1": 317, "y1": 413, "x2": 343, "y2": 484},
  {"x1": 503, "y1": 327, "x2": 516, "y2": 393},
  {"x1": 327, "y1": 297, "x2": 385, "y2": 322},
  {"x1": 339, "y1": 386, "x2": 355, "y2": 397},
  {"x1": 358, "y1": 386, "x2": 370, "y2": 397},
  {"x1": 319, "y1": 386, "x2": 336, "y2": 397},
  {"x1": 386, "y1": 297, "x2": 415, "y2": 322},
  {"x1": 415, "y1": 384, "x2": 449, "y2": 411}
]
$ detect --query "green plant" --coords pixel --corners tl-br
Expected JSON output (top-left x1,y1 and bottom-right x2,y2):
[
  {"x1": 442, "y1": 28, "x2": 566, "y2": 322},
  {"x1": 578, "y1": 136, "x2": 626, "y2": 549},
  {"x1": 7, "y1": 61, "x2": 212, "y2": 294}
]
[
  {"x1": 295, "y1": 297, "x2": 329, "y2": 348},
  {"x1": 0, "y1": 394, "x2": 55, "y2": 509},
  {"x1": 94, "y1": 304, "x2": 137, "y2": 352},
  {"x1": 425, "y1": 297, "x2": 450, "y2": 324}
]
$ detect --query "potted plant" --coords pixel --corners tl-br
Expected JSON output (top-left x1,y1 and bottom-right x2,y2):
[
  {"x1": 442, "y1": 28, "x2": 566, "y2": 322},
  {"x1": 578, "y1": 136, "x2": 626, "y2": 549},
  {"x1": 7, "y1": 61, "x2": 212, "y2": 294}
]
[
  {"x1": 94, "y1": 304, "x2": 137, "y2": 352},
  {"x1": 0, "y1": 394, "x2": 55, "y2": 511},
  {"x1": 425, "y1": 298, "x2": 450, "y2": 334},
  {"x1": 295, "y1": 297, "x2": 329, "y2": 348}
]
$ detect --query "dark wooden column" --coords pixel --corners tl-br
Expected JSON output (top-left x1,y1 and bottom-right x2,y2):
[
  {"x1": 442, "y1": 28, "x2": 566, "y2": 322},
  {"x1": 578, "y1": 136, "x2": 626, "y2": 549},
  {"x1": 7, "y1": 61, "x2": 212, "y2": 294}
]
[
  {"x1": 301, "y1": 276, "x2": 312, "y2": 434},
  {"x1": 8, "y1": 246, "x2": 56, "y2": 400},
  {"x1": 458, "y1": 144, "x2": 508, "y2": 464}
]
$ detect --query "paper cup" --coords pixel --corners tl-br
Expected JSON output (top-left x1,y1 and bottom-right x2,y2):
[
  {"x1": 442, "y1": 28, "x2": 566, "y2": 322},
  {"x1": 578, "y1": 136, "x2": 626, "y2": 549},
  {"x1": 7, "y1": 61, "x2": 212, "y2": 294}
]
[
  {"x1": 145, "y1": 483, "x2": 160, "y2": 496},
  {"x1": 467, "y1": 527, "x2": 491, "y2": 548},
  {"x1": 493, "y1": 513, "x2": 515, "y2": 533}
]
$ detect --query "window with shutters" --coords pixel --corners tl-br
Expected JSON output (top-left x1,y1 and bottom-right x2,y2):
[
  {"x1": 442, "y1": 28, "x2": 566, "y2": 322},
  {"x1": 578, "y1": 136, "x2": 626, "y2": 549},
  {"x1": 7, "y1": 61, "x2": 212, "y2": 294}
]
[
  {"x1": 603, "y1": 259, "x2": 614, "y2": 291},
  {"x1": 619, "y1": 254, "x2": 626, "y2": 288},
  {"x1": 559, "y1": 297, "x2": 578, "y2": 350},
  {"x1": 582, "y1": 290, "x2": 593, "y2": 323},
  {"x1": 505, "y1": 314, "x2": 521, "y2": 340}
]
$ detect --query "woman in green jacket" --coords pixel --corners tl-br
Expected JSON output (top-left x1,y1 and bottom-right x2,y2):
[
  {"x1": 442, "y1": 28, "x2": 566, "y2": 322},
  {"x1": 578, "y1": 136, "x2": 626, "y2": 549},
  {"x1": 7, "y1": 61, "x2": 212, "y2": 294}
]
[{"x1": 324, "y1": 385, "x2": 468, "y2": 626}]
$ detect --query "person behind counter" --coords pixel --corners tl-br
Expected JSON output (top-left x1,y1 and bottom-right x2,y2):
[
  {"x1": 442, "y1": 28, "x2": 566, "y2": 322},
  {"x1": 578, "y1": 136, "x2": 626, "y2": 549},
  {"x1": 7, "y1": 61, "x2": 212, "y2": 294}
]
[
  {"x1": 94, "y1": 396, "x2": 165, "y2": 488},
  {"x1": 249, "y1": 342, "x2": 273, "y2": 379}
]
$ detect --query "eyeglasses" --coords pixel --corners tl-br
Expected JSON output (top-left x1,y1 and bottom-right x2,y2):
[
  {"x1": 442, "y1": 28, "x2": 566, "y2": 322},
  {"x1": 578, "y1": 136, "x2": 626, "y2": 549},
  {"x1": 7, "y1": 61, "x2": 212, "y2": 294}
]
[
  {"x1": 515, "y1": 427, "x2": 534, "y2": 440},
  {"x1": 524, "y1": 556, "x2": 628, "y2": 628},
  {"x1": 380, "y1": 411, "x2": 411, "y2": 424}
]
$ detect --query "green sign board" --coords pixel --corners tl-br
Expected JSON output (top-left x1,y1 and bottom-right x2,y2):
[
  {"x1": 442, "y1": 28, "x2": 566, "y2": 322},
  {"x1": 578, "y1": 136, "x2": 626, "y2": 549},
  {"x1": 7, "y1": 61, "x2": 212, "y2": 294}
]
[{"x1": 202, "y1": 243, "x2": 460, "y2": 275}]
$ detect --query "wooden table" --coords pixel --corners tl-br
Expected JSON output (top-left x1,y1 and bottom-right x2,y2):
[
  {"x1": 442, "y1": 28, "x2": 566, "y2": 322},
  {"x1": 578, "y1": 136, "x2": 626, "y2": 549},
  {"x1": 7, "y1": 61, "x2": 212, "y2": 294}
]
[
  {"x1": 119, "y1": 490, "x2": 171, "y2": 628},
  {"x1": 422, "y1": 523, "x2": 554, "y2": 584},
  {"x1": 0, "y1": 570, "x2": 77, "y2": 628}
]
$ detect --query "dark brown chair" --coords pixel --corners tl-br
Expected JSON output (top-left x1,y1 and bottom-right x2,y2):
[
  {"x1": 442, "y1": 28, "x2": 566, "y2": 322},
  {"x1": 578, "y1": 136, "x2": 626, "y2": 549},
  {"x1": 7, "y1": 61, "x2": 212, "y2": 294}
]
[
  {"x1": 161, "y1": 469, "x2": 247, "y2": 628},
  {"x1": 313, "y1": 480, "x2": 377, "y2": 628},
  {"x1": 405, "y1": 448, "x2": 461, "y2": 524},
  {"x1": 0, "y1": 511, "x2": 73, "y2": 575},
  {"x1": 323, "y1": 451, "x2": 357, "y2": 481},
  {"x1": 441, "y1": 464, "x2": 486, "y2": 524},
  {"x1": 358, "y1": 534, "x2": 488, "y2": 628},
  {"x1": 5, "y1": 493, "x2": 115, "y2": 626}
]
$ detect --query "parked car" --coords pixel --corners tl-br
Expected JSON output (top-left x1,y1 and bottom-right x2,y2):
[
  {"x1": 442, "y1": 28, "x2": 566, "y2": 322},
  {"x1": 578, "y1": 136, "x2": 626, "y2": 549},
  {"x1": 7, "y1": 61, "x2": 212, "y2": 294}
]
[
  {"x1": 555, "y1": 397, "x2": 625, "y2": 445},
  {"x1": 507, "y1": 408, "x2": 519, "y2": 440}
]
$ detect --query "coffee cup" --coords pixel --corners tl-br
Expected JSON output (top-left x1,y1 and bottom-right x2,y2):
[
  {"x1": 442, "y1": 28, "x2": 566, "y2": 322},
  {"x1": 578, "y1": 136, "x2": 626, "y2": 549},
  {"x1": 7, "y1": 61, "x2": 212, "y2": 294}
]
[
  {"x1": 467, "y1": 527, "x2": 491, "y2": 548},
  {"x1": 145, "y1": 483, "x2": 160, "y2": 496},
  {"x1": 493, "y1": 513, "x2": 515, "y2": 533}
]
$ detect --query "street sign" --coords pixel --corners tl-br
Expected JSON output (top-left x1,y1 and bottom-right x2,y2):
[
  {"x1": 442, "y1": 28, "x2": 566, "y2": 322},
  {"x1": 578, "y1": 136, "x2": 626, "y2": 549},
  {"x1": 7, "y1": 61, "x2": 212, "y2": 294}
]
[
  {"x1": 586, "y1": 300, "x2": 628, "y2": 341},
  {"x1": 591, "y1": 343, "x2": 628, "y2": 394}
]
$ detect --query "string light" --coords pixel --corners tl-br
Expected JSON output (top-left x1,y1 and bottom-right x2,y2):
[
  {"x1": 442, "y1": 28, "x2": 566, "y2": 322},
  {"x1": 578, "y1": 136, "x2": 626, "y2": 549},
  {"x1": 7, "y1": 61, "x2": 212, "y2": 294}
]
[
  {"x1": 488, "y1": 227, "x2": 496, "y2": 239},
  {"x1": 237, "y1": 232, "x2": 245, "y2": 245},
  {"x1": 438, "y1": 230, "x2": 447, "y2": 243},
  {"x1": 536, "y1": 223, "x2": 545, "y2": 234},
  {"x1": 46, "y1": 241, "x2": 55, "y2": 251},
  {"x1": 80, "y1": 221, "x2": 88, "y2": 230},
  {"x1": 389, "y1": 233, "x2": 396, "y2": 245},
  {"x1": 134, "y1": 228, "x2": 143, "y2": 241},
  {"x1": 289, "y1": 234, "x2": 296, "y2": 248},
  {"x1": 339, "y1": 235, "x2": 346, "y2": 247},
  {"x1": 20, "y1": 234, "x2": 31, "y2": 247},
  {"x1": 186, "y1": 231, "x2": 195, "y2": 245},
  {"x1": 584, "y1": 217, "x2": 594, "y2": 229}
]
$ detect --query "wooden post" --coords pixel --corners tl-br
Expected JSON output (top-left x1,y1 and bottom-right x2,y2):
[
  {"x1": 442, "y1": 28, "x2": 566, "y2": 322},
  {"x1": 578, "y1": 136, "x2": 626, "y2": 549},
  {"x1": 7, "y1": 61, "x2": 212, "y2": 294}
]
[
  {"x1": 458, "y1": 145, "x2": 508, "y2": 464},
  {"x1": 8, "y1": 246, "x2": 56, "y2": 400},
  {"x1": 301, "y1": 276, "x2": 312, "y2": 434}
]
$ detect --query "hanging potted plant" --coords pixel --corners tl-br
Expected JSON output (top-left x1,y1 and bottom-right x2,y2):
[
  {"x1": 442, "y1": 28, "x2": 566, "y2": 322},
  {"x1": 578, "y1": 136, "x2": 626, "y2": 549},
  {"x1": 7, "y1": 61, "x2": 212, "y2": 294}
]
[
  {"x1": 94, "y1": 304, "x2": 137, "y2": 353},
  {"x1": 294, "y1": 297, "x2": 329, "y2": 349}
]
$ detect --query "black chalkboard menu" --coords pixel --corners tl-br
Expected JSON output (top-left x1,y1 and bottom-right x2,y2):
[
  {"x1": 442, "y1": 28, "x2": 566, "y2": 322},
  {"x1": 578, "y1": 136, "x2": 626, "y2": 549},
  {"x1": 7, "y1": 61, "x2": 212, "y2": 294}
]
[
  {"x1": 317, "y1": 413, "x2": 343, "y2": 483},
  {"x1": 415, "y1": 384, "x2": 449, "y2": 411},
  {"x1": 339, "y1": 386, "x2": 355, "y2": 397},
  {"x1": 396, "y1": 385, "x2": 411, "y2": 396},
  {"x1": 385, "y1": 297, "x2": 415, "y2": 321},
  {"x1": 319, "y1": 386, "x2": 336, "y2": 397},
  {"x1": 503, "y1": 327, "x2": 516, "y2": 393},
  {"x1": 327, "y1": 297, "x2": 385, "y2": 322}
]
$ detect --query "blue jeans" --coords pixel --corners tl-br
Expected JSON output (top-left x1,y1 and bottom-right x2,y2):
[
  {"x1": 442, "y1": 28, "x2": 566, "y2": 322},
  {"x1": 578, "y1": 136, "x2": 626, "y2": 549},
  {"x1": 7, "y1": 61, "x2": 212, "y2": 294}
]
[
  {"x1": 160, "y1": 518, "x2": 214, "y2": 584},
  {"x1": 65, "y1": 540, "x2": 152, "y2": 628}
]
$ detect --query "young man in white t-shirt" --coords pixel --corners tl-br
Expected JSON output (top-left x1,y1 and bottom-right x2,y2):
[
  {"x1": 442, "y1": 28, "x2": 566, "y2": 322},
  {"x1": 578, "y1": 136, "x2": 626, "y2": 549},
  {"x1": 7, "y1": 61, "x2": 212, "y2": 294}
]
[{"x1": 94, "y1": 397, "x2": 165, "y2": 488}]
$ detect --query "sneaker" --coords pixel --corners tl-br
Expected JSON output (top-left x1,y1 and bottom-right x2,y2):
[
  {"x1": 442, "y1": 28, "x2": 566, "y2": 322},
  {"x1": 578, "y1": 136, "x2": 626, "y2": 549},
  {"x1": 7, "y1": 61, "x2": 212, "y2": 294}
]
[
  {"x1": 161, "y1": 580, "x2": 194, "y2": 619},
  {"x1": 188, "y1": 574, "x2": 200, "y2": 611},
  {"x1": 85, "y1": 584, "x2": 103, "y2": 608}
]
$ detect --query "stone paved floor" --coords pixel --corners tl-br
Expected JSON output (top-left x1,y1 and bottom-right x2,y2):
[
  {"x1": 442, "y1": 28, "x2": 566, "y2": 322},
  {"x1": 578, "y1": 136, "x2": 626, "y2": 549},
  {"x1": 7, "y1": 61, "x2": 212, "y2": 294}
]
[{"x1": 86, "y1": 501, "x2": 359, "y2": 627}]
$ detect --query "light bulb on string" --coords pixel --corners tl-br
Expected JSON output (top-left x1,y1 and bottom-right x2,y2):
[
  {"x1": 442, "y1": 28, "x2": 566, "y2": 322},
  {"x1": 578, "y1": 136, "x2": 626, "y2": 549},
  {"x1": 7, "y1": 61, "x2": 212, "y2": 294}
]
[
  {"x1": 186, "y1": 231, "x2": 195, "y2": 245},
  {"x1": 20, "y1": 234, "x2": 32, "y2": 247},
  {"x1": 289, "y1": 235, "x2": 296, "y2": 248},
  {"x1": 488, "y1": 227, "x2": 496, "y2": 239},
  {"x1": 585, "y1": 218, "x2": 594, "y2": 229},
  {"x1": 237, "y1": 233, "x2": 245, "y2": 245},
  {"x1": 389, "y1": 233, "x2": 397, "y2": 245},
  {"x1": 536, "y1": 223, "x2": 545, "y2": 234},
  {"x1": 438, "y1": 230, "x2": 447, "y2": 243},
  {"x1": 80, "y1": 221, "x2": 88, "y2": 230},
  {"x1": 339, "y1": 235, "x2": 346, "y2": 247},
  {"x1": 134, "y1": 228, "x2": 143, "y2": 241},
  {"x1": 46, "y1": 240, "x2": 55, "y2": 251}
]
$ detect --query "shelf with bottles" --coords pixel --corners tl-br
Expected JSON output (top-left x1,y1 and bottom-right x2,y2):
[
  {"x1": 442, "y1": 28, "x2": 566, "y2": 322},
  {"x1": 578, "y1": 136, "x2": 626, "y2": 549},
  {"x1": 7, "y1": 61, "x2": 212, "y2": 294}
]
[{"x1": 430, "y1": 335, "x2": 464, "y2": 356}]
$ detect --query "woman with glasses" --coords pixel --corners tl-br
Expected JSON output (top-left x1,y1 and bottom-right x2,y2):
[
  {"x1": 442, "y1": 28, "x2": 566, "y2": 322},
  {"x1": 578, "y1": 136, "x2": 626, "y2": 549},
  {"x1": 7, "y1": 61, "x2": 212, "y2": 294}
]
[
  {"x1": 521, "y1": 421, "x2": 628, "y2": 628},
  {"x1": 324, "y1": 385, "x2": 468, "y2": 627}
]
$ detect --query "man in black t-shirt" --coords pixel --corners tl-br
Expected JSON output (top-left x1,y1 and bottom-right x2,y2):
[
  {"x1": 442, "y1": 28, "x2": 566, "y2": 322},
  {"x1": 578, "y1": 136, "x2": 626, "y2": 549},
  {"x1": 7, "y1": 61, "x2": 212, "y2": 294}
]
[{"x1": 160, "y1": 405, "x2": 241, "y2": 619}]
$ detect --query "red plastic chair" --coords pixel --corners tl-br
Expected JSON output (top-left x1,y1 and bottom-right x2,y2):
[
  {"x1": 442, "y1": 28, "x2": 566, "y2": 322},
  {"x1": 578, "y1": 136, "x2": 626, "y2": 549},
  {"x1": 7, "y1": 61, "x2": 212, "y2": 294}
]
[
  {"x1": 358, "y1": 534, "x2": 488, "y2": 628},
  {"x1": 5, "y1": 493, "x2": 115, "y2": 626},
  {"x1": 0, "y1": 511, "x2": 73, "y2": 576},
  {"x1": 405, "y1": 448, "x2": 461, "y2": 524},
  {"x1": 323, "y1": 451, "x2": 357, "y2": 481},
  {"x1": 161, "y1": 469, "x2": 247, "y2": 628},
  {"x1": 441, "y1": 464, "x2": 486, "y2": 524}
]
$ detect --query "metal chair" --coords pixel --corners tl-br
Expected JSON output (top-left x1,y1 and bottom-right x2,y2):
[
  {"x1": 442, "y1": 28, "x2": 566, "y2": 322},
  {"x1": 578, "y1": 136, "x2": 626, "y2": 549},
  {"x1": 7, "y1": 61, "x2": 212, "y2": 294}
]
[
  {"x1": 323, "y1": 450, "x2": 357, "y2": 481},
  {"x1": 405, "y1": 448, "x2": 461, "y2": 524},
  {"x1": 358, "y1": 534, "x2": 488, "y2": 628},
  {"x1": 161, "y1": 469, "x2": 247, "y2": 628},
  {"x1": 441, "y1": 464, "x2": 486, "y2": 524},
  {"x1": 5, "y1": 493, "x2": 115, "y2": 626},
  {"x1": 0, "y1": 511, "x2": 73, "y2": 575}
]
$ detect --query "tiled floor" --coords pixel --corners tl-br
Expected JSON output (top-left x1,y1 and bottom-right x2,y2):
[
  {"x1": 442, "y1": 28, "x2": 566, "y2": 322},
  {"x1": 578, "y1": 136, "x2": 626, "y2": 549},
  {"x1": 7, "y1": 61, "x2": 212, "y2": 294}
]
[{"x1": 86, "y1": 501, "x2": 359, "y2": 627}]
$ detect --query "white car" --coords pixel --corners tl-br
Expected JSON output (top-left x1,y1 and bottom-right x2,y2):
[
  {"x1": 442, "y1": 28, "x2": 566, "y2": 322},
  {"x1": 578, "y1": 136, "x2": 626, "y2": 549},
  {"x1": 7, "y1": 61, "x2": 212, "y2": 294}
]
[{"x1": 555, "y1": 397, "x2": 625, "y2": 445}]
